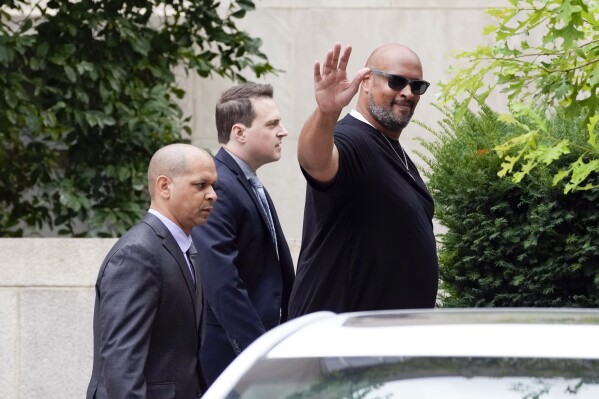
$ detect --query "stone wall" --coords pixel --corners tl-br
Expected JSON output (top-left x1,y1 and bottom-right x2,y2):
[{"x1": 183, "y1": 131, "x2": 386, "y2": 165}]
[{"x1": 0, "y1": 239, "x2": 112, "y2": 398}]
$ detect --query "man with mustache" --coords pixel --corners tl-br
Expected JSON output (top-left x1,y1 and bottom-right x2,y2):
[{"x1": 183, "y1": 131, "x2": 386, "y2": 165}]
[
  {"x1": 289, "y1": 43, "x2": 439, "y2": 317},
  {"x1": 87, "y1": 144, "x2": 217, "y2": 399},
  {"x1": 191, "y1": 83, "x2": 295, "y2": 387}
]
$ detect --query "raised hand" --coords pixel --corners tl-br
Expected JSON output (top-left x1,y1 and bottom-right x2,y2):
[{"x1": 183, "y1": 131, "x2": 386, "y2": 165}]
[{"x1": 313, "y1": 43, "x2": 370, "y2": 115}]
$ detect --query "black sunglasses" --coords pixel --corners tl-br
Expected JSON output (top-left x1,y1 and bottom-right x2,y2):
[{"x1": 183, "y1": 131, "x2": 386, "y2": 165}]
[{"x1": 370, "y1": 69, "x2": 430, "y2": 95}]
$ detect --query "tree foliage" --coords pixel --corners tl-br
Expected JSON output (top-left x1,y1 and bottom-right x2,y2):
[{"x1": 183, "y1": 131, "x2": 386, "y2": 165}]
[
  {"x1": 0, "y1": 0, "x2": 275, "y2": 237},
  {"x1": 438, "y1": 0, "x2": 599, "y2": 192}
]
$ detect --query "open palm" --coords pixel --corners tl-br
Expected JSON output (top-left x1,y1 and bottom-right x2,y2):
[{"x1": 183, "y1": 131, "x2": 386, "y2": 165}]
[{"x1": 313, "y1": 43, "x2": 370, "y2": 114}]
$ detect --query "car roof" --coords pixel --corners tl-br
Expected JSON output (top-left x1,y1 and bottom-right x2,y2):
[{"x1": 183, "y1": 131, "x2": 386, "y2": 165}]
[
  {"x1": 202, "y1": 309, "x2": 599, "y2": 399},
  {"x1": 268, "y1": 308, "x2": 599, "y2": 359}
]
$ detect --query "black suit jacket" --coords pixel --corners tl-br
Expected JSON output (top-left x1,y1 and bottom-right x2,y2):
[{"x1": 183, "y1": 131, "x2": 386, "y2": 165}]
[
  {"x1": 87, "y1": 213, "x2": 204, "y2": 399},
  {"x1": 191, "y1": 148, "x2": 295, "y2": 385}
]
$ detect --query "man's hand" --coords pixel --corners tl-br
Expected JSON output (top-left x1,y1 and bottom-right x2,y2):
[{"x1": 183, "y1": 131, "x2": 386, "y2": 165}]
[
  {"x1": 298, "y1": 43, "x2": 369, "y2": 184},
  {"x1": 313, "y1": 43, "x2": 370, "y2": 114}
]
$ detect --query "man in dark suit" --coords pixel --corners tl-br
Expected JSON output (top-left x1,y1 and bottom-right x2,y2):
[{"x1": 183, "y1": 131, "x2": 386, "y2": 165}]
[
  {"x1": 87, "y1": 144, "x2": 218, "y2": 399},
  {"x1": 191, "y1": 83, "x2": 295, "y2": 386}
]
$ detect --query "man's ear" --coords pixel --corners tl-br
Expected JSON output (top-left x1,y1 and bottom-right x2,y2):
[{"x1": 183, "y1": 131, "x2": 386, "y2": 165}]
[
  {"x1": 361, "y1": 72, "x2": 373, "y2": 94},
  {"x1": 231, "y1": 123, "x2": 246, "y2": 143},
  {"x1": 156, "y1": 175, "x2": 171, "y2": 199}
]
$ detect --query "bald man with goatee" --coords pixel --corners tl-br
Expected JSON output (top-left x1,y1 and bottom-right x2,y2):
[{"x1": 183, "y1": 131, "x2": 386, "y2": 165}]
[
  {"x1": 87, "y1": 144, "x2": 217, "y2": 399},
  {"x1": 289, "y1": 43, "x2": 439, "y2": 317}
]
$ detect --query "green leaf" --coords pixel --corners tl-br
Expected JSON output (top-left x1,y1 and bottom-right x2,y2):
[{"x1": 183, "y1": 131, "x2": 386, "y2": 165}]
[
  {"x1": 552, "y1": 168, "x2": 571, "y2": 185},
  {"x1": 41, "y1": 111, "x2": 57, "y2": 128},
  {"x1": 36, "y1": 42, "x2": 49, "y2": 57},
  {"x1": 84, "y1": 111, "x2": 115, "y2": 128},
  {"x1": 494, "y1": 131, "x2": 537, "y2": 156},
  {"x1": 566, "y1": 157, "x2": 599, "y2": 192},
  {"x1": 0, "y1": 46, "x2": 11, "y2": 64},
  {"x1": 482, "y1": 24, "x2": 497, "y2": 35},
  {"x1": 4, "y1": 90, "x2": 18, "y2": 109},
  {"x1": 117, "y1": 167, "x2": 131, "y2": 181},
  {"x1": 48, "y1": 55, "x2": 66, "y2": 66},
  {"x1": 498, "y1": 154, "x2": 520, "y2": 177},
  {"x1": 587, "y1": 112, "x2": 599, "y2": 150},
  {"x1": 64, "y1": 65, "x2": 77, "y2": 83},
  {"x1": 231, "y1": 10, "x2": 246, "y2": 19},
  {"x1": 536, "y1": 140, "x2": 570, "y2": 165},
  {"x1": 6, "y1": 109, "x2": 17, "y2": 124}
]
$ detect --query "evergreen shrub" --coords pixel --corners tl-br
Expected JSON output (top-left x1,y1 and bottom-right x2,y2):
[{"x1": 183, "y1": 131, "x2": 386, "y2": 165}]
[{"x1": 418, "y1": 105, "x2": 599, "y2": 307}]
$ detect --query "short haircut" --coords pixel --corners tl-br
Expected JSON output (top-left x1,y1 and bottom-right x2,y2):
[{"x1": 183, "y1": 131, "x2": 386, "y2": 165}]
[
  {"x1": 147, "y1": 143, "x2": 189, "y2": 196},
  {"x1": 215, "y1": 83, "x2": 274, "y2": 144}
]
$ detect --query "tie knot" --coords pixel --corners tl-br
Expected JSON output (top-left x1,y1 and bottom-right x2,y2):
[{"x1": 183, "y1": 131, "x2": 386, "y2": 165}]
[{"x1": 249, "y1": 175, "x2": 263, "y2": 189}]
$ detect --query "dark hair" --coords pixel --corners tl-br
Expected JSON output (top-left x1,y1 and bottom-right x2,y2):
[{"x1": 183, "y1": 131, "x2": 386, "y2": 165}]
[{"x1": 215, "y1": 83, "x2": 274, "y2": 144}]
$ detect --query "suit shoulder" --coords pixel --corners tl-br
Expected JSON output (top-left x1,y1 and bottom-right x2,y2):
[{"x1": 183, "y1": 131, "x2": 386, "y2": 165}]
[
  {"x1": 212, "y1": 166, "x2": 248, "y2": 203},
  {"x1": 102, "y1": 223, "x2": 161, "y2": 265},
  {"x1": 119, "y1": 221, "x2": 160, "y2": 245}
]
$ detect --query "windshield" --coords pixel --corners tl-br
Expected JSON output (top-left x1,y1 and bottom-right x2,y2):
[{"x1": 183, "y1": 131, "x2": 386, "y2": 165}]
[{"x1": 225, "y1": 357, "x2": 599, "y2": 399}]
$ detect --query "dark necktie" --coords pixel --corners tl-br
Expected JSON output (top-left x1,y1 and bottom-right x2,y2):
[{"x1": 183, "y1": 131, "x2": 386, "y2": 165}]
[
  {"x1": 248, "y1": 175, "x2": 278, "y2": 257},
  {"x1": 185, "y1": 248, "x2": 196, "y2": 285},
  {"x1": 186, "y1": 245, "x2": 203, "y2": 330}
]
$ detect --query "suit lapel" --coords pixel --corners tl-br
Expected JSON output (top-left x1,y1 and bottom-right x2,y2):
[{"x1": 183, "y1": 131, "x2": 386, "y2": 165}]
[
  {"x1": 143, "y1": 213, "x2": 201, "y2": 329},
  {"x1": 216, "y1": 149, "x2": 274, "y2": 235}
]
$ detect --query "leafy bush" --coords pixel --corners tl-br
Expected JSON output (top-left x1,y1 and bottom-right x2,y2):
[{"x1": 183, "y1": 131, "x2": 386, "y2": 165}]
[
  {"x1": 418, "y1": 105, "x2": 599, "y2": 307},
  {"x1": 0, "y1": 0, "x2": 275, "y2": 237},
  {"x1": 439, "y1": 0, "x2": 599, "y2": 191}
]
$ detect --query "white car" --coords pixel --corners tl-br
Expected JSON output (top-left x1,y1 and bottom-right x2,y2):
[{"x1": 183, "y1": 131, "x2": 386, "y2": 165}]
[{"x1": 202, "y1": 308, "x2": 599, "y2": 399}]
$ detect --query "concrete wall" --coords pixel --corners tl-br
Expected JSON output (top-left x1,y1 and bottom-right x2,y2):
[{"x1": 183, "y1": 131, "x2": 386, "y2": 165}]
[
  {"x1": 0, "y1": 239, "x2": 112, "y2": 398},
  {"x1": 1, "y1": 1, "x2": 508, "y2": 397}
]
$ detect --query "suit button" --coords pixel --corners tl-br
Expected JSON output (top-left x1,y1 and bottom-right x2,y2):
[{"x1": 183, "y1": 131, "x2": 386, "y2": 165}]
[{"x1": 273, "y1": 292, "x2": 281, "y2": 298}]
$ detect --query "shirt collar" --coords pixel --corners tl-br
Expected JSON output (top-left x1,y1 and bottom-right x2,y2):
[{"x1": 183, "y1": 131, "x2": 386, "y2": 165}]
[
  {"x1": 148, "y1": 209, "x2": 192, "y2": 253},
  {"x1": 350, "y1": 109, "x2": 375, "y2": 128},
  {"x1": 223, "y1": 148, "x2": 255, "y2": 180}
]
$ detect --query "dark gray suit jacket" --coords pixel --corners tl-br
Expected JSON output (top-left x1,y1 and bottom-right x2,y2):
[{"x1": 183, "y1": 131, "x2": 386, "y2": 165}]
[
  {"x1": 191, "y1": 148, "x2": 295, "y2": 386},
  {"x1": 87, "y1": 213, "x2": 204, "y2": 399}
]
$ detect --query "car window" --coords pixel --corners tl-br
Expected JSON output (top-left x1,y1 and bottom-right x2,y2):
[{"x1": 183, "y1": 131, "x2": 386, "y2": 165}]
[{"x1": 225, "y1": 357, "x2": 599, "y2": 399}]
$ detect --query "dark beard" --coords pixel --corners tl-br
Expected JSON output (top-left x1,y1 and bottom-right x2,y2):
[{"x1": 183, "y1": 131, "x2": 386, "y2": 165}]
[{"x1": 367, "y1": 94, "x2": 412, "y2": 132}]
